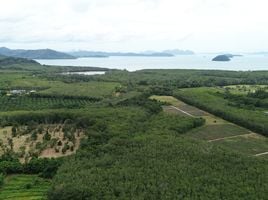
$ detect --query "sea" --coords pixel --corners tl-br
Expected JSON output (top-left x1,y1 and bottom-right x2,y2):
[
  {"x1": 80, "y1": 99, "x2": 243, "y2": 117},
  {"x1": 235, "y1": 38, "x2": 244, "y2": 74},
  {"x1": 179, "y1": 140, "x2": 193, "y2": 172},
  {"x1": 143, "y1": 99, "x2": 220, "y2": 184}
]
[{"x1": 36, "y1": 54, "x2": 268, "y2": 72}]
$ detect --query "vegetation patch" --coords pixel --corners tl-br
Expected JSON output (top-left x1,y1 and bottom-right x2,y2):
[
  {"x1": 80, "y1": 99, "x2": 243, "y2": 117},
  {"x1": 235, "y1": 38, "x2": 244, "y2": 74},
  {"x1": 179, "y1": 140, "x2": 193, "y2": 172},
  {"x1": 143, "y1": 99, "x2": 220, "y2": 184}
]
[
  {"x1": 187, "y1": 124, "x2": 250, "y2": 140},
  {"x1": 0, "y1": 174, "x2": 50, "y2": 200},
  {"x1": 213, "y1": 134, "x2": 268, "y2": 156},
  {"x1": 0, "y1": 123, "x2": 85, "y2": 162}
]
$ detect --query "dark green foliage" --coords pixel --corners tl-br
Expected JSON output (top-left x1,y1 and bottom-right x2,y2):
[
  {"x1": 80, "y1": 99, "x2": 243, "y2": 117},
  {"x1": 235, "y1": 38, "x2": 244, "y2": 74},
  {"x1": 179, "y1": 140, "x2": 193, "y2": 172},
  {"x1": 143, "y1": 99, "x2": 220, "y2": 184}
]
[
  {"x1": 24, "y1": 183, "x2": 33, "y2": 189},
  {"x1": 0, "y1": 173, "x2": 4, "y2": 187},
  {"x1": 25, "y1": 158, "x2": 62, "y2": 179},
  {"x1": 0, "y1": 56, "x2": 39, "y2": 66},
  {"x1": 0, "y1": 160, "x2": 23, "y2": 174},
  {"x1": 94, "y1": 69, "x2": 268, "y2": 88},
  {"x1": 61, "y1": 143, "x2": 69, "y2": 154},
  {"x1": 48, "y1": 111, "x2": 267, "y2": 200},
  {"x1": 43, "y1": 131, "x2": 51, "y2": 141},
  {"x1": 0, "y1": 152, "x2": 62, "y2": 178},
  {"x1": 248, "y1": 88, "x2": 268, "y2": 99},
  {"x1": 1, "y1": 68, "x2": 268, "y2": 199},
  {"x1": 118, "y1": 94, "x2": 163, "y2": 114},
  {"x1": 0, "y1": 96, "x2": 94, "y2": 112},
  {"x1": 31, "y1": 131, "x2": 38, "y2": 141},
  {"x1": 11, "y1": 126, "x2": 17, "y2": 137},
  {"x1": 57, "y1": 140, "x2": 62, "y2": 146}
]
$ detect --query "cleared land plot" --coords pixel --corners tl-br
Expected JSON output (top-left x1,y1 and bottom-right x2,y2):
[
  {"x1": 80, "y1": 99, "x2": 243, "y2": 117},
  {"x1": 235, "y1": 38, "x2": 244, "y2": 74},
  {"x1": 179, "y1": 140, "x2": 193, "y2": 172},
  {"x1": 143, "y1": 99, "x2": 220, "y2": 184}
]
[
  {"x1": 151, "y1": 95, "x2": 207, "y2": 116},
  {"x1": 187, "y1": 124, "x2": 251, "y2": 140},
  {"x1": 213, "y1": 133, "x2": 268, "y2": 156},
  {"x1": 0, "y1": 125, "x2": 85, "y2": 162},
  {"x1": 151, "y1": 95, "x2": 268, "y2": 157},
  {"x1": 0, "y1": 175, "x2": 50, "y2": 200},
  {"x1": 162, "y1": 106, "x2": 191, "y2": 117}
]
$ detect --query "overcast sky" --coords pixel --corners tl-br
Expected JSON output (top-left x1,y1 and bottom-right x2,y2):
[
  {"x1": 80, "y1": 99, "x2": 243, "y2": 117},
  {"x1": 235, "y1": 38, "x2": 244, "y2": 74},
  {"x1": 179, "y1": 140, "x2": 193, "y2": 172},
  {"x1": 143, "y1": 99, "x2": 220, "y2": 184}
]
[{"x1": 0, "y1": 0, "x2": 267, "y2": 52}]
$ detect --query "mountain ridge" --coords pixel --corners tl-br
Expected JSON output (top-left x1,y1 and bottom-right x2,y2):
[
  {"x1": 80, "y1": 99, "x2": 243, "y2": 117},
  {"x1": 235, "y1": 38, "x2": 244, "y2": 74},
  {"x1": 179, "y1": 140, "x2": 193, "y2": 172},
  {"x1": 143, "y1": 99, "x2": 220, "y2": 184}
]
[{"x1": 0, "y1": 47, "x2": 75, "y2": 59}]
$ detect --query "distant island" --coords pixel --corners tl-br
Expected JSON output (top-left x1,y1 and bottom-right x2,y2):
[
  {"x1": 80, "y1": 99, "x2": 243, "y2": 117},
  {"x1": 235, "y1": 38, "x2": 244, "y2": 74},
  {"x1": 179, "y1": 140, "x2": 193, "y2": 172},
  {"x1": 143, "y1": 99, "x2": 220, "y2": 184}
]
[
  {"x1": 212, "y1": 55, "x2": 231, "y2": 61},
  {"x1": 212, "y1": 54, "x2": 243, "y2": 62},
  {"x1": 249, "y1": 52, "x2": 268, "y2": 56},
  {"x1": 69, "y1": 51, "x2": 174, "y2": 58},
  {"x1": 162, "y1": 49, "x2": 195, "y2": 55},
  {"x1": 68, "y1": 49, "x2": 194, "y2": 58},
  {"x1": 0, "y1": 47, "x2": 75, "y2": 59}
]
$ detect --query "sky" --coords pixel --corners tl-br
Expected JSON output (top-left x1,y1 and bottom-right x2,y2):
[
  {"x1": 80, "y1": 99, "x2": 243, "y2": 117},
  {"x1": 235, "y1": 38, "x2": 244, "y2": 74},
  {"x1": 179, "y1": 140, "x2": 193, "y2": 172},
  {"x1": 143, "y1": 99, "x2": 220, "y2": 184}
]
[{"x1": 0, "y1": 0, "x2": 267, "y2": 53}]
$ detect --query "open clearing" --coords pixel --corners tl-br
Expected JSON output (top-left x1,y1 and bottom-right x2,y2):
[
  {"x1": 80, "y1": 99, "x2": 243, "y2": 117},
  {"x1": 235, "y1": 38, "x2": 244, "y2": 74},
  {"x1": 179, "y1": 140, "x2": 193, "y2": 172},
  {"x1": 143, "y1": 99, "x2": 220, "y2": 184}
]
[
  {"x1": 0, "y1": 174, "x2": 50, "y2": 200},
  {"x1": 151, "y1": 95, "x2": 207, "y2": 116},
  {"x1": 224, "y1": 85, "x2": 268, "y2": 95},
  {"x1": 0, "y1": 124, "x2": 85, "y2": 162},
  {"x1": 187, "y1": 124, "x2": 251, "y2": 141},
  {"x1": 151, "y1": 95, "x2": 268, "y2": 157}
]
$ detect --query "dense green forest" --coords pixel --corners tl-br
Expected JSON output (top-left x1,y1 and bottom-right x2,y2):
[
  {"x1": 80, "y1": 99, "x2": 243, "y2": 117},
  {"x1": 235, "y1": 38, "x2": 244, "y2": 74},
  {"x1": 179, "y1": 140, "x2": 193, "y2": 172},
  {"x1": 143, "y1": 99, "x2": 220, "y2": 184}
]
[{"x1": 0, "y1": 58, "x2": 267, "y2": 199}]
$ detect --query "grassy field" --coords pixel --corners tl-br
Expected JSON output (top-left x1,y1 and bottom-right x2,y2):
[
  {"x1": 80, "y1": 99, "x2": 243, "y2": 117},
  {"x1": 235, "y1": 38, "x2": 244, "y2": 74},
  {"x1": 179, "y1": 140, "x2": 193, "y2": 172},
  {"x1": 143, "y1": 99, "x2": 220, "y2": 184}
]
[
  {"x1": 213, "y1": 134, "x2": 268, "y2": 156},
  {"x1": 187, "y1": 124, "x2": 251, "y2": 140},
  {"x1": 150, "y1": 95, "x2": 207, "y2": 116},
  {"x1": 224, "y1": 85, "x2": 268, "y2": 94},
  {"x1": 0, "y1": 175, "x2": 50, "y2": 200},
  {"x1": 0, "y1": 73, "x2": 120, "y2": 98},
  {"x1": 38, "y1": 81, "x2": 120, "y2": 98},
  {"x1": 0, "y1": 73, "x2": 51, "y2": 90},
  {"x1": 151, "y1": 95, "x2": 268, "y2": 157}
]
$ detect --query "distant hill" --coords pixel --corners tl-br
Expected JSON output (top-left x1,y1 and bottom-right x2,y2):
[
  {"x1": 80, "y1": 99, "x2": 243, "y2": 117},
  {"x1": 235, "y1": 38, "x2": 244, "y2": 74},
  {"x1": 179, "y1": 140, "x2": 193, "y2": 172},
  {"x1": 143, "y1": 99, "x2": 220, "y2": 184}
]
[
  {"x1": 69, "y1": 51, "x2": 174, "y2": 58},
  {"x1": 0, "y1": 54, "x2": 43, "y2": 70},
  {"x1": 0, "y1": 54, "x2": 112, "y2": 72},
  {"x1": 250, "y1": 52, "x2": 268, "y2": 55},
  {"x1": 162, "y1": 49, "x2": 195, "y2": 55},
  {"x1": 0, "y1": 47, "x2": 75, "y2": 59}
]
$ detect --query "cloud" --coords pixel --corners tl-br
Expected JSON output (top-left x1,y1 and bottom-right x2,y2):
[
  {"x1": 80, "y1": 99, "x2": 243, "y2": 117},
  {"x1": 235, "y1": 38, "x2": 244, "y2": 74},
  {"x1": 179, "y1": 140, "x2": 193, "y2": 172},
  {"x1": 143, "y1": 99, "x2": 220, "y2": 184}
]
[{"x1": 0, "y1": 0, "x2": 267, "y2": 52}]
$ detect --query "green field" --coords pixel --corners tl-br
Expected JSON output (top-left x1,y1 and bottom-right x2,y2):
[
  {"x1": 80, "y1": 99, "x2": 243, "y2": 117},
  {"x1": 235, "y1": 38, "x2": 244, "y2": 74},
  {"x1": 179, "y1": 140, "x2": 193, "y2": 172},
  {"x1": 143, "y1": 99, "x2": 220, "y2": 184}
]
[
  {"x1": 224, "y1": 85, "x2": 268, "y2": 94},
  {"x1": 0, "y1": 73, "x2": 119, "y2": 98},
  {"x1": 1, "y1": 63, "x2": 268, "y2": 199},
  {"x1": 214, "y1": 134, "x2": 268, "y2": 156},
  {"x1": 0, "y1": 96, "x2": 94, "y2": 111},
  {"x1": 38, "y1": 81, "x2": 119, "y2": 98},
  {"x1": 174, "y1": 87, "x2": 268, "y2": 136},
  {"x1": 187, "y1": 124, "x2": 251, "y2": 140},
  {"x1": 0, "y1": 175, "x2": 50, "y2": 200},
  {"x1": 151, "y1": 95, "x2": 268, "y2": 156}
]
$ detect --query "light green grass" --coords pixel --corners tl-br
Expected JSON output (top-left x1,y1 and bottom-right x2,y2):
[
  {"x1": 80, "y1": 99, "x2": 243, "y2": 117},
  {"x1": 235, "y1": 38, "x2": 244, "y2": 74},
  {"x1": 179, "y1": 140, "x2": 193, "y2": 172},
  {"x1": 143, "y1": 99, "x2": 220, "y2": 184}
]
[
  {"x1": 224, "y1": 85, "x2": 268, "y2": 94},
  {"x1": 151, "y1": 95, "x2": 207, "y2": 116},
  {"x1": 0, "y1": 175, "x2": 50, "y2": 200},
  {"x1": 0, "y1": 73, "x2": 120, "y2": 98},
  {"x1": 39, "y1": 81, "x2": 119, "y2": 98},
  {"x1": 213, "y1": 134, "x2": 268, "y2": 156},
  {"x1": 187, "y1": 124, "x2": 250, "y2": 140}
]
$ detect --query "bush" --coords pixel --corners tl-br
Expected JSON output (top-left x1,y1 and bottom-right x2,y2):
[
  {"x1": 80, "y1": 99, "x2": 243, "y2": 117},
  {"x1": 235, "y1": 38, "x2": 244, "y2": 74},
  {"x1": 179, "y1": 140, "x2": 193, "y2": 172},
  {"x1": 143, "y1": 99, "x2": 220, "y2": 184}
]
[{"x1": 0, "y1": 173, "x2": 4, "y2": 187}]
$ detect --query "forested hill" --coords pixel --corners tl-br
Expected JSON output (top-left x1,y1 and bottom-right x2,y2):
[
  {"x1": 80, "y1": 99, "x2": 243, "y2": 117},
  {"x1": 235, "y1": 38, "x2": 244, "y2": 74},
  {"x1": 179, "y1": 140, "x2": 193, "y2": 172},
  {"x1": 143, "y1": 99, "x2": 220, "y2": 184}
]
[
  {"x1": 0, "y1": 55, "x2": 112, "y2": 72},
  {"x1": 0, "y1": 55, "x2": 42, "y2": 70},
  {"x1": 0, "y1": 47, "x2": 75, "y2": 59}
]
